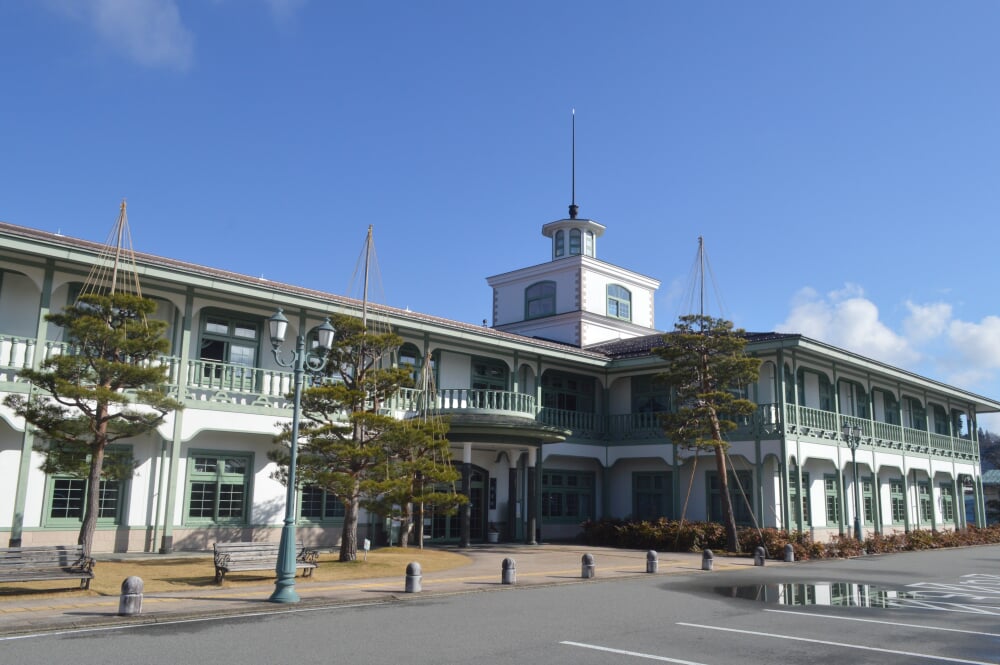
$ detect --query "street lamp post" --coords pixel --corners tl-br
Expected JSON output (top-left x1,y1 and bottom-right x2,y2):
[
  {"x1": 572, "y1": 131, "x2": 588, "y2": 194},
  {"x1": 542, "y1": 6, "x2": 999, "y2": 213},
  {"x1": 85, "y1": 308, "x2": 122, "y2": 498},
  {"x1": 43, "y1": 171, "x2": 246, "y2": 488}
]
[
  {"x1": 842, "y1": 424, "x2": 864, "y2": 541},
  {"x1": 267, "y1": 308, "x2": 335, "y2": 604}
]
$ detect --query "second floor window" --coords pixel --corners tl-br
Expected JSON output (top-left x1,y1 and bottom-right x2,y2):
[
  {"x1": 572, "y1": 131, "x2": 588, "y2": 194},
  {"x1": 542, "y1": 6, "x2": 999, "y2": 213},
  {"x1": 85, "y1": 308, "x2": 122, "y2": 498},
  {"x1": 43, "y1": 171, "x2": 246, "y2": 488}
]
[
  {"x1": 631, "y1": 374, "x2": 669, "y2": 413},
  {"x1": 525, "y1": 282, "x2": 556, "y2": 320},
  {"x1": 542, "y1": 371, "x2": 595, "y2": 412},
  {"x1": 200, "y1": 313, "x2": 258, "y2": 375}
]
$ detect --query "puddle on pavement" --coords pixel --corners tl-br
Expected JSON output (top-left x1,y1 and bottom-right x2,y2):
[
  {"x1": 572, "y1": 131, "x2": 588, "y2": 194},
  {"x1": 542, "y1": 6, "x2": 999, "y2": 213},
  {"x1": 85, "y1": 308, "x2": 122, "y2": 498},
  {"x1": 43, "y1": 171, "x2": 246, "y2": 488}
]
[{"x1": 715, "y1": 582, "x2": 918, "y2": 608}]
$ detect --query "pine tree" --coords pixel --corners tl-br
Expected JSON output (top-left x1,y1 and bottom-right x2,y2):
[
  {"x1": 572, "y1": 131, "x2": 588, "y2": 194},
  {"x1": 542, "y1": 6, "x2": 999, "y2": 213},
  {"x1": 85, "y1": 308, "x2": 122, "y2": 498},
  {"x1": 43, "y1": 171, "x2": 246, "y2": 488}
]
[
  {"x1": 653, "y1": 314, "x2": 761, "y2": 553},
  {"x1": 268, "y1": 313, "x2": 459, "y2": 560},
  {"x1": 368, "y1": 417, "x2": 465, "y2": 548},
  {"x1": 3, "y1": 293, "x2": 181, "y2": 556}
]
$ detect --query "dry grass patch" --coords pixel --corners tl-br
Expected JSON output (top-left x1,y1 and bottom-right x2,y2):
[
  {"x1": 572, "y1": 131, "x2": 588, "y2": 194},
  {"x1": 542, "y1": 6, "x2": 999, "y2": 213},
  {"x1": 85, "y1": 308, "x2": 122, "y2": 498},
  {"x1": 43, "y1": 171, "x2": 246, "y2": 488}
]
[{"x1": 0, "y1": 547, "x2": 470, "y2": 598}]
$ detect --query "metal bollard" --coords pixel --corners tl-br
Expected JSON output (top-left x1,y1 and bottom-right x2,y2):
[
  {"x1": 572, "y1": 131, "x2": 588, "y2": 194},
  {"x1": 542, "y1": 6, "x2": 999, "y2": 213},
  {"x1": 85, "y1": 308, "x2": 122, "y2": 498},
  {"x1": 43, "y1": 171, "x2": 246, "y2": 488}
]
[
  {"x1": 754, "y1": 546, "x2": 766, "y2": 566},
  {"x1": 118, "y1": 576, "x2": 144, "y2": 616},
  {"x1": 581, "y1": 553, "x2": 595, "y2": 579},
  {"x1": 405, "y1": 562, "x2": 422, "y2": 593},
  {"x1": 701, "y1": 549, "x2": 714, "y2": 571},
  {"x1": 646, "y1": 550, "x2": 658, "y2": 574},
  {"x1": 783, "y1": 543, "x2": 795, "y2": 562},
  {"x1": 501, "y1": 557, "x2": 516, "y2": 585}
]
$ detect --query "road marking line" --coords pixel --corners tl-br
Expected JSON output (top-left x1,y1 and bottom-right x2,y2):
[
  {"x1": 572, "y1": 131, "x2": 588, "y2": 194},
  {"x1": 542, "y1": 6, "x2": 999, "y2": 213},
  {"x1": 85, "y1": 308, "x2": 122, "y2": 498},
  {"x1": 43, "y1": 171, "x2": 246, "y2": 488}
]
[
  {"x1": 560, "y1": 641, "x2": 710, "y2": 664},
  {"x1": 677, "y1": 622, "x2": 998, "y2": 665},
  {"x1": 764, "y1": 608, "x2": 1000, "y2": 637}
]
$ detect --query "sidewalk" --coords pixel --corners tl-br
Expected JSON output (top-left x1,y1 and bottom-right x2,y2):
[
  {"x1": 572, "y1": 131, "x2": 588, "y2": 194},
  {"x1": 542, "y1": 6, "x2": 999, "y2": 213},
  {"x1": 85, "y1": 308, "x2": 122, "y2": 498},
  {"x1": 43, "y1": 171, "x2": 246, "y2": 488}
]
[{"x1": 0, "y1": 544, "x2": 775, "y2": 638}]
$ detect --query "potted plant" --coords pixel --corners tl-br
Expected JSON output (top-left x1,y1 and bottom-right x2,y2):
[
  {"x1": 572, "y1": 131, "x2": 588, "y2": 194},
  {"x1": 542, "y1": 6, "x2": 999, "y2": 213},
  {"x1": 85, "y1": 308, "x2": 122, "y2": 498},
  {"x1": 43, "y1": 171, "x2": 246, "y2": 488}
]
[{"x1": 487, "y1": 522, "x2": 500, "y2": 543}]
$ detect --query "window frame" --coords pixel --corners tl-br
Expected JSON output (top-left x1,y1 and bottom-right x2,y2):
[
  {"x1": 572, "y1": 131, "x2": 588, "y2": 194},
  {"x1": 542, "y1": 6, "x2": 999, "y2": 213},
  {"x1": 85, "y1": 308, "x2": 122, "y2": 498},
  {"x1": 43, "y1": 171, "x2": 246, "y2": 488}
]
[
  {"x1": 541, "y1": 370, "x2": 595, "y2": 413},
  {"x1": 198, "y1": 309, "x2": 262, "y2": 383},
  {"x1": 630, "y1": 374, "x2": 670, "y2": 414},
  {"x1": 541, "y1": 470, "x2": 595, "y2": 523},
  {"x1": 569, "y1": 229, "x2": 581, "y2": 255},
  {"x1": 707, "y1": 470, "x2": 754, "y2": 526},
  {"x1": 889, "y1": 479, "x2": 906, "y2": 524},
  {"x1": 789, "y1": 468, "x2": 811, "y2": 527},
  {"x1": 632, "y1": 472, "x2": 672, "y2": 521},
  {"x1": 607, "y1": 284, "x2": 632, "y2": 322},
  {"x1": 940, "y1": 482, "x2": 955, "y2": 523},
  {"x1": 42, "y1": 445, "x2": 132, "y2": 528},
  {"x1": 183, "y1": 450, "x2": 254, "y2": 526},
  {"x1": 824, "y1": 474, "x2": 841, "y2": 525},
  {"x1": 554, "y1": 230, "x2": 565, "y2": 258},
  {"x1": 524, "y1": 281, "x2": 556, "y2": 320},
  {"x1": 917, "y1": 481, "x2": 933, "y2": 523},
  {"x1": 299, "y1": 484, "x2": 346, "y2": 524},
  {"x1": 862, "y1": 476, "x2": 875, "y2": 525}
]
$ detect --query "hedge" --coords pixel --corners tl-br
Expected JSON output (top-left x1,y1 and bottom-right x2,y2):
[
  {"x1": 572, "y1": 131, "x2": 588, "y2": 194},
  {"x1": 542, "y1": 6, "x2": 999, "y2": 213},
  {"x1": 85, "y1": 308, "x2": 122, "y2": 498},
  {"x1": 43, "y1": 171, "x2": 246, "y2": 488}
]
[{"x1": 578, "y1": 517, "x2": 1000, "y2": 560}]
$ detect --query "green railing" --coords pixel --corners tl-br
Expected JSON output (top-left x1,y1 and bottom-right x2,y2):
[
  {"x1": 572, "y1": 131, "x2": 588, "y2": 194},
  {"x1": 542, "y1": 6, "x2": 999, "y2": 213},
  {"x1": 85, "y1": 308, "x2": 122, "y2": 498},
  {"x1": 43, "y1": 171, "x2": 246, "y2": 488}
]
[
  {"x1": 2, "y1": 337, "x2": 983, "y2": 460},
  {"x1": 786, "y1": 404, "x2": 978, "y2": 460},
  {"x1": 539, "y1": 407, "x2": 601, "y2": 438}
]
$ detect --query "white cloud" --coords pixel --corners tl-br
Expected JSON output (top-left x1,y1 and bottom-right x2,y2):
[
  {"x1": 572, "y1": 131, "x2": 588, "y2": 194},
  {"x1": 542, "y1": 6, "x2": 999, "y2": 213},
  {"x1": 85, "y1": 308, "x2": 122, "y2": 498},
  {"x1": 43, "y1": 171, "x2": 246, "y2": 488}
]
[
  {"x1": 45, "y1": 0, "x2": 194, "y2": 70},
  {"x1": 947, "y1": 316, "x2": 1000, "y2": 373},
  {"x1": 776, "y1": 285, "x2": 1000, "y2": 415},
  {"x1": 903, "y1": 301, "x2": 952, "y2": 343},
  {"x1": 776, "y1": 285, "x2": 920, "y2": 367}
]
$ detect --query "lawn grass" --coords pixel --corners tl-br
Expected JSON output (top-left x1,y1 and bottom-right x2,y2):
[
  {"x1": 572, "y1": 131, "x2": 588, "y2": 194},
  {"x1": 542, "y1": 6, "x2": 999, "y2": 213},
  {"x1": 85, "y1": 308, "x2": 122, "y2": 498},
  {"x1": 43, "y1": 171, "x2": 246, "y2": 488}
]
[{"x1": 0, "y1": 547, "x2": 470, "y2": 598}]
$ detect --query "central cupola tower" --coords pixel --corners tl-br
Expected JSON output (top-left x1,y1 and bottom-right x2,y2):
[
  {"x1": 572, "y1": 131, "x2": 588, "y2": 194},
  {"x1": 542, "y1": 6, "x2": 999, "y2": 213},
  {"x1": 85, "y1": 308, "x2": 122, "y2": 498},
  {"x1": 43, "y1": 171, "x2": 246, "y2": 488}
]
[
  {"x1": 541, "y1": 205, "x2": 606, "y2": 260},
  {"x1": 486, "y1": 112, "x2": 661, "y2": 347}
]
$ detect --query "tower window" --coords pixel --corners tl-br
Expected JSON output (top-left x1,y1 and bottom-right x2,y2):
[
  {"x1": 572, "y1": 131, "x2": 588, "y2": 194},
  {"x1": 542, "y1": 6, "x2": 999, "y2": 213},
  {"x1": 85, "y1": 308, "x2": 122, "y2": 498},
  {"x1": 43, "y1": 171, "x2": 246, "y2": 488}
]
[
  {"x1": 554, "y1": 230, "x2": 565, "y2": 258},
  {"x1": 569, "y1": 229, "x2": 581, "y2": 255},
  {"x1": 607, "y1": 284, "x2": 631, "y2": 321},
  {"x1": 525, "y1": 281, "x2": 556, "y2": 319}
]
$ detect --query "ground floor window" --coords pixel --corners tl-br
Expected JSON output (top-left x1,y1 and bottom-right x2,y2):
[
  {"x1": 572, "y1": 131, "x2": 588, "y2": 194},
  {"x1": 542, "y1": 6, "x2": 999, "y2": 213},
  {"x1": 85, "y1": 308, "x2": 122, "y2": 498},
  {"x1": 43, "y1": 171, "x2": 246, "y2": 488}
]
[
  {"x1": 43, "y1": 446, "x2": 131, "y2": 527},
  {"x1": 632, "y1": 472, "x2": 672, "y2": 521},
  {"x1": 542, "y1": 470, "x2": 594, "y2": 522},
  {"x1": 889, "y1": 479, "x2": 906, "y2": 524},
  {"x1": 824, "y1": 474, "x2": 841, "y2": 525},
  {"x1": 300, "y1": 485, "x2": 346, "y2": 522},
  {"x1": 917, "y1": 482, "x2": 933, "y2": 523},
  {"x1": 185, "y1": 452, "x2": 252, "y2": 525},
  {"x1": 940, "y1": 483, "x2": 955, "y2": 523},
  {"x1": 789, "y1": 469, "x2": 811, "y2": 526},
  {"x1": 862, "y1": 476, "x2": 875, "y2": 525},
  {"x1": 708, "y1": 470, "x2": 754, "y2": 525}
]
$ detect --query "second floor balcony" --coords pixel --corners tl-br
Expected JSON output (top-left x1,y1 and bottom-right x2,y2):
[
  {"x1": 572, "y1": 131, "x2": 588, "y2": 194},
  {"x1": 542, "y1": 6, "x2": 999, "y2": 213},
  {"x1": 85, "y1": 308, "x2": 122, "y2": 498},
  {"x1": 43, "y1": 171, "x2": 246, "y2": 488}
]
[{"x1": 0, "y1": 334, "x2": 981, "y2": 462}]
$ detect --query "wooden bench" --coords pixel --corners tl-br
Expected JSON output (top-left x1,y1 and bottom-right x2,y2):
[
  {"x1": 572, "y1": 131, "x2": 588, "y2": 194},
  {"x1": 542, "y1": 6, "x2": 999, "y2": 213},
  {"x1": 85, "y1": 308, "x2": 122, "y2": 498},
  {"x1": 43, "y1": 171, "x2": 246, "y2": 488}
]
[
  {"x1": 0, "y1": 545, "x2": 96, "y2": 590},
  {"x1": 213, "y1": 541, "x2": 319, "y2": 583}
]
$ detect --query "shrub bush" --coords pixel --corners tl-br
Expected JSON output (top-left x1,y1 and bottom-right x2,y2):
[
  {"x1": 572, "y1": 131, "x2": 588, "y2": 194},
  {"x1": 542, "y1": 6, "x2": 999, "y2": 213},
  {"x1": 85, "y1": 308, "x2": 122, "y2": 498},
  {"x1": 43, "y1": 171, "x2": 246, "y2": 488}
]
[{"x1": 578, "y1": 519, "x2": 1000, "y2": 560}]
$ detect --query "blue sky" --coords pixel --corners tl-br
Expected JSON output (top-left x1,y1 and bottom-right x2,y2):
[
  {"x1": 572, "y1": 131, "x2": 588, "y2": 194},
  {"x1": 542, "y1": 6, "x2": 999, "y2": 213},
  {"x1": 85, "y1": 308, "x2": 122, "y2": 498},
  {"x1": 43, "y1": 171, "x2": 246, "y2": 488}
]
[{"x1": 3, "y1": 1, "x2": 1000, "y2": 428}]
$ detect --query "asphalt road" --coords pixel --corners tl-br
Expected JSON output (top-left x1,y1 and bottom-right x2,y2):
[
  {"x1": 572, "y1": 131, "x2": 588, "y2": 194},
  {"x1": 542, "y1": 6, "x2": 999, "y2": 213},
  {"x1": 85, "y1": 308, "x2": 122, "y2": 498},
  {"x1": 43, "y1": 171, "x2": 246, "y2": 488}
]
[{"x1": 4, "y1": 546, "x2": 999, "y2": 665}]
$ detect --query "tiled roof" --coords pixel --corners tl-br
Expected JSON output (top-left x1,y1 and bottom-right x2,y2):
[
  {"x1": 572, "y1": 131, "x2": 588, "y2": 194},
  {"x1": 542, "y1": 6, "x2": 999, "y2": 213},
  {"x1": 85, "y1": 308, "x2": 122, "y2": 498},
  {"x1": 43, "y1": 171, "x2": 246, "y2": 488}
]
[{"x1": 982, "y1": 469, "x2": 1000, "y2": 486}]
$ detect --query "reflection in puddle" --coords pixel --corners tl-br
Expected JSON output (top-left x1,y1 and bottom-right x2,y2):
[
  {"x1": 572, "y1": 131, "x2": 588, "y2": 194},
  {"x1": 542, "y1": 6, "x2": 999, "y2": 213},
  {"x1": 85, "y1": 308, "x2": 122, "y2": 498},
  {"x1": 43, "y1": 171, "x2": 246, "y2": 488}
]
[{"x1": 716, "y1": 583, "x2": 918, "y2": 608}]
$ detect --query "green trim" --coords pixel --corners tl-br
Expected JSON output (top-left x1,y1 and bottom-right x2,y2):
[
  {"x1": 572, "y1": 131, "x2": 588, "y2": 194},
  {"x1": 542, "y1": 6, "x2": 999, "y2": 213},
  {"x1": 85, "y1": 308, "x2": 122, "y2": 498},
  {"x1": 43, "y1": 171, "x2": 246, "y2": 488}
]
[
  {"x1": 541, "y1": 469, "x2": 594, "y2": 523},
  {"x1": 789, "y1": 469, "x2": 811, "y2": 527},
  {"x1": 862, "y1": 475, "x2": 875, "y2": 525},
  {"x1": 706, "y1": 470, "x2": 754, "y2": 526},
  {"x1": 182, "y1": 450, "x2": 254, "y2": 526},
  {"x1": 298, "y1": 485, "x2": 346, "y2": 524},
  {"x1": 823, "y1": 473, "x2": 841, "y2": 526},
  {"x1": 41, "y1": 444, "x2": 133, "y2": 528},
  {"x1": 606, "y1": 284, "x2": 631, "y2": 321},
  {"x1": 940, "y1": 482, "x2": 956, "y2": 525},
  {"x1": 889, "y1": 478, "x2": 906, "y2": 525},
  {"x1": 632, "y1": 471, "x2": 672, "y2": 520},
  {"x1": 524, "y1": 281, "x2": 556, "y2": 320}
]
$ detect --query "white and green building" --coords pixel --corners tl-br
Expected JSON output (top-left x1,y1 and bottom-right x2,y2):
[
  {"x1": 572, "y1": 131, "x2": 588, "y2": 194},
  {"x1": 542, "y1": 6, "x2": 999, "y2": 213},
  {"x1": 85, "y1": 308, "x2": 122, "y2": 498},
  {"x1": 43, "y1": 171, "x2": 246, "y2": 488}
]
[{"x1": 1, "y1": 208, "x2": 996, "y2": 553}]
